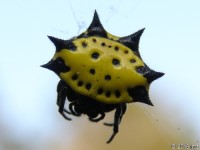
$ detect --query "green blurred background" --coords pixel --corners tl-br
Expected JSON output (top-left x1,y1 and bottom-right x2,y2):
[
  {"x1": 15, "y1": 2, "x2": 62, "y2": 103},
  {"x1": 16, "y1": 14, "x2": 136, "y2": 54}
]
[{"x1": 0, "y1": 0, "x2": 199, "y2": 149}]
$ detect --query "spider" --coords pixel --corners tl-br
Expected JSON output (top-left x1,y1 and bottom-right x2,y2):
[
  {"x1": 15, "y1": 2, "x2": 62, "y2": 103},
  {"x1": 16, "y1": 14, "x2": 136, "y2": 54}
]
[{"x1": 42, "y1": 10, "x2": 164, "y2": 143}]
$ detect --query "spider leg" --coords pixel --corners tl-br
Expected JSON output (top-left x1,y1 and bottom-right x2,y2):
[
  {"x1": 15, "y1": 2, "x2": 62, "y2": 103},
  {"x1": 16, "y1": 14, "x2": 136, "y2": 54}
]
[
  {"x1": 103, "y1": 122, "x2": 114, "y2": 126},
  {"x1": 104, "y1": 104, "x2": 127, "y2": 127},
  {"x1": 69, "y1": 102, "x2": 81, "y2": 116},
  {"x1": 57, "y1": 80, "x2": 72, "y2": 120},
  {"x1": 63, "y1": 109, "x2": 71, "y2": 114},
  {"x1": 89, "y1": 112, "x2": 105, "y2": 122},
  {"x1": 106, "y1": 104, "x2": 127, "y2": 144}
]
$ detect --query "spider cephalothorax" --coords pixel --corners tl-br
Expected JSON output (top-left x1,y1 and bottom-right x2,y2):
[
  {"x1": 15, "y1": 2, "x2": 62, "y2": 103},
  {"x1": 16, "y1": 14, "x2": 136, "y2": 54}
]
[{"x1": 42, "y1": 10, "x2": 164, "y2": 143}]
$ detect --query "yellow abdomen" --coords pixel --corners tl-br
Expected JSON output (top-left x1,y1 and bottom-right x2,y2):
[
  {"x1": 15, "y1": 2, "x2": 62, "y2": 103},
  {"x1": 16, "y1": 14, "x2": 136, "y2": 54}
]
[{"x1": 53, "y1": 36, "x2": 148, "y2": 104}]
